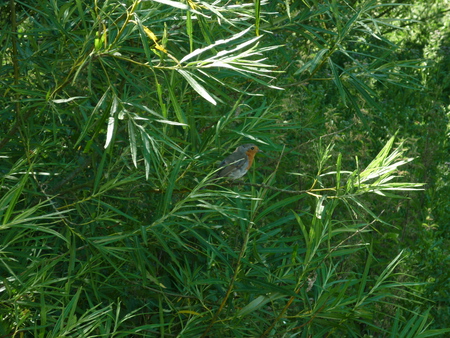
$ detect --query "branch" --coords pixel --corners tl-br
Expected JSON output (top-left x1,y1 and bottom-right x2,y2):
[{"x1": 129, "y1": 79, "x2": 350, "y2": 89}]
[{"x1": 228, "y1": 181, "x2": 338, "y2": 196}]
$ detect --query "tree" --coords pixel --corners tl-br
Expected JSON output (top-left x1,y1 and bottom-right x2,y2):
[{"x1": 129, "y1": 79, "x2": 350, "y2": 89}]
[{"x1": 1, "y1": 0, "x2": 449, "y2": 336}]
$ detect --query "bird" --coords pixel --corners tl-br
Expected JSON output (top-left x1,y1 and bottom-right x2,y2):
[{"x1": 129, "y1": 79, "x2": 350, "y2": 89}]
[{"x1": 215, "y1": 144, "x2": 262, "y2": 179}]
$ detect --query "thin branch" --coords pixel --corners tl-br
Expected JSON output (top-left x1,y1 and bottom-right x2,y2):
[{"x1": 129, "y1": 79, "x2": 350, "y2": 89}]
[{"x1": 228, "y1": 181, "x2": 338, "y2": 196}]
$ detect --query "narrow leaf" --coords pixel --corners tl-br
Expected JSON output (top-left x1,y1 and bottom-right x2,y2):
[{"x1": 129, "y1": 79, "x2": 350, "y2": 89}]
[{"x1": 177, "y1": 69, "x2": 217, "y2": 105}]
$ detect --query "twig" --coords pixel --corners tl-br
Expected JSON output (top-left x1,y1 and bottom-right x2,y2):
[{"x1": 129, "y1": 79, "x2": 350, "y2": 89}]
[{"x1": 228, "y1": 181, "x2": 338, "y2": 196}]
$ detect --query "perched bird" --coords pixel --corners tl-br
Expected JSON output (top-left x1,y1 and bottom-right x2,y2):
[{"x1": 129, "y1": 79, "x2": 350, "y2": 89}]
[{"x1": 215, "y1": 144, "x2": 262, "y2": 179}]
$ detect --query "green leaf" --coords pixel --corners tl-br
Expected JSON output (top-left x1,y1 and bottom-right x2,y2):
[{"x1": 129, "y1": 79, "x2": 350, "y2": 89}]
[{"x1": 177, "y1": 69, "x2": 217, "y2": 105}]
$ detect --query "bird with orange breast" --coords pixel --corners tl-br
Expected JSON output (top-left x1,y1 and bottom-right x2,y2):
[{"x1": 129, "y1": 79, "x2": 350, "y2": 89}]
[{"x1": 215, "y1": 144, "x2": 262, "y2": 179}]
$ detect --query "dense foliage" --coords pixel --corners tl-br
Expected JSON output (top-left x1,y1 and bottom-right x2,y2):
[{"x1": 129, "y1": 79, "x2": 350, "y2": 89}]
[{"x1": 1, "y1": 0, "x2": 449, "y2": 336}]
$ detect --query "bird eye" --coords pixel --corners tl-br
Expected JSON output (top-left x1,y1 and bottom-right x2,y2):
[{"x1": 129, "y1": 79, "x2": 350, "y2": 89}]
[{"x1": 250, "y1": 147, "x2": 254, "y2": 150}]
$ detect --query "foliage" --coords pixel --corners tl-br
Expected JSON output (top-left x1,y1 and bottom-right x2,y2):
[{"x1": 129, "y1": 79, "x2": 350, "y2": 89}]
[{"x1": 1, "y1": 0, "x2": 449, "y2": 336}]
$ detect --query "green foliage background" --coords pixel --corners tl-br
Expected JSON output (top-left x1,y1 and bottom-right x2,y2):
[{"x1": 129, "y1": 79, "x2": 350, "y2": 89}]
[{"x1": 1, "y1": 0, "x2": 449, "y2": 336}]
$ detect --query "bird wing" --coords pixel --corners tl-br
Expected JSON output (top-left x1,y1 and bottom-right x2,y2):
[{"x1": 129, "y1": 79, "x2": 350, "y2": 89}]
[{"x1": 217, "y1": 156, "x2": 245, "y2": 177}]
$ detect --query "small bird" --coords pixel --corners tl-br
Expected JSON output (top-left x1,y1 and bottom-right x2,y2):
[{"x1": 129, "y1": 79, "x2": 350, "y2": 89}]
[{"x1": 215, "y1": 144, "x2": 262, "y2": 179}]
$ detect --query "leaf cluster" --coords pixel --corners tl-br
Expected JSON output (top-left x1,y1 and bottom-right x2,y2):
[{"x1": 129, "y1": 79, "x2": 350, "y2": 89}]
[{"x1": 1, "y1": 0, "x2": 449, "y2": 336}]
